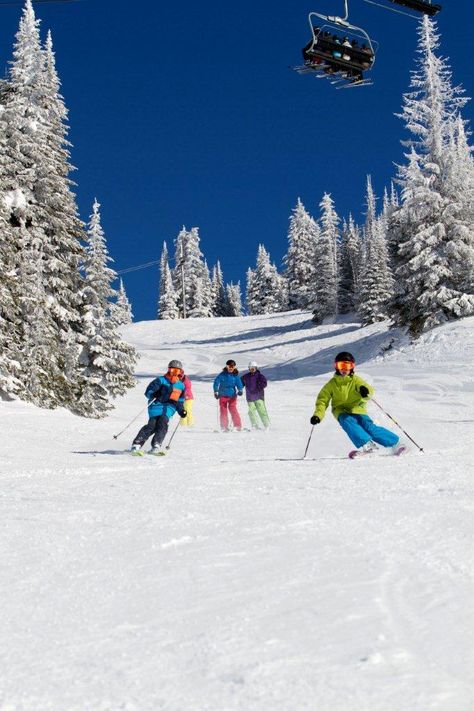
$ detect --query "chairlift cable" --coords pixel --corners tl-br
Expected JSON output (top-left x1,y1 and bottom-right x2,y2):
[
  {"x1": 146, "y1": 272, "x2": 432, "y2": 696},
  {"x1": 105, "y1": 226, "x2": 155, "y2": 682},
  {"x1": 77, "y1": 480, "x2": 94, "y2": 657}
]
[
  {"x1": 362, "y1": 0, "x2": 419, "y2": 20},
  {"x1": 116, "y1": 259, "x2": 161, "y2": 276}
]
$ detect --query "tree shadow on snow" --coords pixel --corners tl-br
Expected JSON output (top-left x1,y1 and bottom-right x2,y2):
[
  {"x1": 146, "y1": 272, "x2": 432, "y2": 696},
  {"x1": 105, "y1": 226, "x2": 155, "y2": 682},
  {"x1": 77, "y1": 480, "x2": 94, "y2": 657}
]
[{"x1": 261, "y1": 329, "x2": 398, "y2": 382}]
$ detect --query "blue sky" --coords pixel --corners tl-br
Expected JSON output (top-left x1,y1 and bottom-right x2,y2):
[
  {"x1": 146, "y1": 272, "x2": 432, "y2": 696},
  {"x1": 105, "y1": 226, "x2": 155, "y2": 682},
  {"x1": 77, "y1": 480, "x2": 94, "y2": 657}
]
[{"x1": 0, "y1": 0, "x2": 472, "y2": 320}]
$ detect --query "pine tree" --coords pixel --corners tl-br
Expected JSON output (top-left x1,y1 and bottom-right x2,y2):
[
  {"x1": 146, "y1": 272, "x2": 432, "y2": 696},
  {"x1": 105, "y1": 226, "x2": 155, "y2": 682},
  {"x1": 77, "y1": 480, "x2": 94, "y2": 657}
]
[
  {"x1": 338, "y1": 219, "x2": 356, "y2": 313},
  {"x1": 0, "y1": 176, "x2": 22, "y2": 397},
  {"x1": 358, "y1": 216, "x2": 394, "y2": 324},
  {"x1": 0, "y1": 2, "x2": 88, "y2": 408},
  {"x1": 284, "y1": 198, "x2": 319, "y2": 310},
  {"x1": 312, "y1": 193, "x2": 339, "y2": 323},
  {"x1": 226, "y1": 281, "x2": 243, "y2": 317},
  {"x1": 247, "y1": 245, "x2": 286, "y2": 315},
  {"x1": 211, "y1": 261, "x2": 230, "y2": 316},
  {"x1": 172, "y1": 226, "x2": 213, "y2": 318},
  {"x1": 76, "y1": 200, "x2": 136, "y2": 417},
  {"x1": 443, "y1": 116, "x2": 474, "y2": 301},
  {"x1": 392, "y1": 16, "x2": 474, "y2": 335},
  {"x1": 158, "y1": 241, "x2": 179, "y2": 319},
  {"x1": 245, "y1": 267, "x2": 258, "y2": 315},
  {"x1": 112, "y1": 278, "x2": 133, "y2": 326},
  {"x1": 356, "y1": 178, "x2": 394, "y2": 324}
]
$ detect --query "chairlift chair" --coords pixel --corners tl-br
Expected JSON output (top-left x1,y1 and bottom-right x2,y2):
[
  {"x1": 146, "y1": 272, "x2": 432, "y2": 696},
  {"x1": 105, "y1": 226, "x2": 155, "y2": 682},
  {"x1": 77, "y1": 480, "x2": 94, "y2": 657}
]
[{"x1": 293, "y1": 0, "x2": 378, "y2": 88}]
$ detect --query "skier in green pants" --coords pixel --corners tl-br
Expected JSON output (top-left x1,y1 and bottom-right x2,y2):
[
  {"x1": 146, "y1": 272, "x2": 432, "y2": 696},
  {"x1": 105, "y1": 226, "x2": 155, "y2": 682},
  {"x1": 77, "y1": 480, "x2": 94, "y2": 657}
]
[{"x1": 241, "y1": 361, "x2": 270, "y2": 430}]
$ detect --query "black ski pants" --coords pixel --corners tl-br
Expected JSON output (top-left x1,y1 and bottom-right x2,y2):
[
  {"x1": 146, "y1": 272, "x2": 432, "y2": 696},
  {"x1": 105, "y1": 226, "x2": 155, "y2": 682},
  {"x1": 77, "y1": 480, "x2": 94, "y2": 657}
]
[{"x1": 133, "y1": 415, "x2": 169, "y2": 448}]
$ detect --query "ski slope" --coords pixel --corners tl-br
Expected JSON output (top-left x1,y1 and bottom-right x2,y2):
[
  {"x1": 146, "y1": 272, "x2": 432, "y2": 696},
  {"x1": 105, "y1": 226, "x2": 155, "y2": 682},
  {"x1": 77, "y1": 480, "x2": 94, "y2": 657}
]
[{"x1": 1, "y1": 311, "x2": 473, "y2": 711}]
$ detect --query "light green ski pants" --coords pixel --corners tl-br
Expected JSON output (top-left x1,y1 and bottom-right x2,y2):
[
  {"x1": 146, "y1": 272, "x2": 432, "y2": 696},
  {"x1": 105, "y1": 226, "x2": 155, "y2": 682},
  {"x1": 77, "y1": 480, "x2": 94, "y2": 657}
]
[{"x1": 248, "y1": 399, "x2": 270, "y2": 428}]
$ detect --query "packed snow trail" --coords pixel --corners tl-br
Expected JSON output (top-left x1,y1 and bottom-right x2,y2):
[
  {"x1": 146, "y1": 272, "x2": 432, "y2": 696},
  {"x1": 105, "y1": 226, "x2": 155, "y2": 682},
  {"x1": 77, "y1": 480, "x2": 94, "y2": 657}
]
[{"x1": 1, "y1": 312, "x2": 473, "y2": 710}]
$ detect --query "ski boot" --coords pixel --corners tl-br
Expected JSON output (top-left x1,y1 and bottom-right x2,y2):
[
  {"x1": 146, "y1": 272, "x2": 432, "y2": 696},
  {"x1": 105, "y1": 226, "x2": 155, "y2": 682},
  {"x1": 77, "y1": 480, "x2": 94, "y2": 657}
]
[
  {"x1": 148, "y1": 446, "x2": 166, "y2": 456},
  {"x1": 130, "y1": 444, "x2": 144, "y2": 457},
  {"x1": 349, "y1": 441, "x2": 378, "y2": 459}
]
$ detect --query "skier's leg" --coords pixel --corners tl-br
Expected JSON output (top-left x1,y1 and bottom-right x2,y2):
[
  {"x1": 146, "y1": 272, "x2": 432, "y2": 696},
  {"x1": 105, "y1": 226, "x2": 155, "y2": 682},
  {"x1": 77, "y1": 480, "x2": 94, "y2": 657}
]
[
  {"x1": 229, "y1": 396, "x2": 242, "y2": 429},
  {"x1": 247, "y1": 401, "x2": 259, "y2": 428},
  {"x1": 132, "y1": 418, "x2": 157, "y2": 447},
  {"x1": 180, "y1": 399, "x2": 194, "y2": 426},
  {"x1": 358, "y1": 415, "x2": 399, "y2": 448},
  {"x1": 220, "y1": 397, "x2": 229, "y2": 430},
  {"x1": 338, "y1": 413, "x2": 372, "y2": 448},
  {"x1": 186, "y1": 399, "x2": 194, "y2": 426},
  {"x1": 151, "y1": 414, "x2": 169, "y2": 447},
  {"x1": 255, "y1": 399, "x2": 270, "y2": 428}
]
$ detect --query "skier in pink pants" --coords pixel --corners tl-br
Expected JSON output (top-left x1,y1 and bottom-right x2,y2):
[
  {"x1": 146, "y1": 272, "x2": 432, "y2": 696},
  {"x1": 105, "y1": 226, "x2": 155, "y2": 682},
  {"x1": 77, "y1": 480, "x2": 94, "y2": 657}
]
[{"x1": 213, "y1": 359, "x2": 244, "y2": 431}]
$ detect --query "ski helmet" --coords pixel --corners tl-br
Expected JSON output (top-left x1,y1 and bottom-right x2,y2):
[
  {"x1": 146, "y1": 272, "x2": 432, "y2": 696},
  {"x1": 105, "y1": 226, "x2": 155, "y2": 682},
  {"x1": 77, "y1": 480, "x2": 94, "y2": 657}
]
[
  {"x1": 248, "y1": 361, "x2": 258, "y2": 369},
  {"x1": 226, "y1": 359, "x2": 236, "y2": 367},
  {"x1": 168, "y1": 359, "x2": 183, "y2": 370},
  {"x1": 334, "y1": 352, "x2": 355, "y2": 363}
]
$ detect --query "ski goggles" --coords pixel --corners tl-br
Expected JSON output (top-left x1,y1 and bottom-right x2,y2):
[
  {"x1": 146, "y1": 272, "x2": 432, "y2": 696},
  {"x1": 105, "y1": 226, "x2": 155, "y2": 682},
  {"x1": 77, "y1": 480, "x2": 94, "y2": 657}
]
[
  {"x1": 168, "y1": 367, "x2": 183, "y2": 375},
  {"x1": 335, "y1": 360, "x2": 354, "y2": 372}
]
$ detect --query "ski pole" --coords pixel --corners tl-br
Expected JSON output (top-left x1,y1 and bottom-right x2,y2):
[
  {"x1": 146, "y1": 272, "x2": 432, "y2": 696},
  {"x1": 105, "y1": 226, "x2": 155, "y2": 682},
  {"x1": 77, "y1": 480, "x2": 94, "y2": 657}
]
[
  {"x1": 112, "y1": 400, "x2": 155, "y2": 440},
  {"x1": 303, "y1": 426, "x2": 315, "y2": 459},
  {"x1": 165, "y1": 419, "x2": 181, "y2": 451},
  {"x1": 372, "y1": 398, "x2": 424, "y2": 452}
]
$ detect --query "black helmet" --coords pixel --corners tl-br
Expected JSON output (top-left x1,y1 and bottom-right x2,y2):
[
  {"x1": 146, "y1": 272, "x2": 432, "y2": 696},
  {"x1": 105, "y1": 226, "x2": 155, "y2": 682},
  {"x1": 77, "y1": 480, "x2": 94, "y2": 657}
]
[
  {"x1": 226, "y1": 359, "x2": 236, "y2": 367},
  {"x1": 168, "y1": 359, "x2": 183, "y2": 370},
  {"x1": 335, "y1": 352, "x2": 355, "y2": 363}
]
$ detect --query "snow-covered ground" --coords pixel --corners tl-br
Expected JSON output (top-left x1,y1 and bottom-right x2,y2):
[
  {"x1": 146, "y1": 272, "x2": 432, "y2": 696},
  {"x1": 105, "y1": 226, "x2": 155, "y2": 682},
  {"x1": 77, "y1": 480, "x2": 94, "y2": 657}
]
[{"x1": 1, "y1": 311, "x2": 473, "y2": 711}]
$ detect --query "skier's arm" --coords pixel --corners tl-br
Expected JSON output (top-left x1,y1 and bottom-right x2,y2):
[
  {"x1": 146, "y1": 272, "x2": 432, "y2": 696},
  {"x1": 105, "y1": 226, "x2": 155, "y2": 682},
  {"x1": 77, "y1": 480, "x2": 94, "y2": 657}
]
[
  {"x1": 213, "y1": 374, "x2": 221, "y2": 395},
  {"x1": 236, "y1": 376, "x2": 244, "y2": 395},
  {"x1": 145, "y1": 378, "x2": 161, "y2": 401},
  {"x1": 259, "y1": 374, "x2": 268, "y2": 388},
  {"x1": 313, "y1": 381, "x2": 333, "y2": 421}
]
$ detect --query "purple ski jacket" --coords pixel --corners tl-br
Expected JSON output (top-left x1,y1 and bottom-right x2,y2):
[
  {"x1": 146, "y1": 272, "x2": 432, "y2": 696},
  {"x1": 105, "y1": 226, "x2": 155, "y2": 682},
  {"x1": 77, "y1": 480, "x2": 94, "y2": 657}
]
[{"x1": 241, "y1": 370, "x2": 267, "y2": 402}]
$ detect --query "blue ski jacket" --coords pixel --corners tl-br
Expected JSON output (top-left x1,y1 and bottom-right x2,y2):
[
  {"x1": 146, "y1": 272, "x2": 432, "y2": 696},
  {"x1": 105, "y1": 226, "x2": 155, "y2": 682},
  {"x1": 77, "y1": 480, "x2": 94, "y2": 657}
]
[
  {"x1": 213, "y1": 370, "x2": 244, "y2": 398},
  {"x1": 145, "y1": 375, "x2": 186, "y2": 419}
]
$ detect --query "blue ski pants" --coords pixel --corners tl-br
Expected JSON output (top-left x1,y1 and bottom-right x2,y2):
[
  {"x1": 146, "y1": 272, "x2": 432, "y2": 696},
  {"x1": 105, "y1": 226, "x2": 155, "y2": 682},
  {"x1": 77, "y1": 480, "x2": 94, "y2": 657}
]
[{"x1": 338, "y1": 413, "x2": 399, "y2": 449}]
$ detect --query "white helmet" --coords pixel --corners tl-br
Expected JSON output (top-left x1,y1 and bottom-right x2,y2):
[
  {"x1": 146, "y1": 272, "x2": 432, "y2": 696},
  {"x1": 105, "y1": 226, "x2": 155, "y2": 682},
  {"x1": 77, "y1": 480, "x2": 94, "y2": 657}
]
[{"x1": 248, "y1": 361, "x2": 258, "y2": 369}]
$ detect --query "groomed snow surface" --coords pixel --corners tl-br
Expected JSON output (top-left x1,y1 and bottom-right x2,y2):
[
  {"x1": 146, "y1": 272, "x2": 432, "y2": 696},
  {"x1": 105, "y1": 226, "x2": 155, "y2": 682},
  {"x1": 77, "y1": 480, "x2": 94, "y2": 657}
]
[{"x1": 1, "y1": 311, "x2": 473, "y2": 711}]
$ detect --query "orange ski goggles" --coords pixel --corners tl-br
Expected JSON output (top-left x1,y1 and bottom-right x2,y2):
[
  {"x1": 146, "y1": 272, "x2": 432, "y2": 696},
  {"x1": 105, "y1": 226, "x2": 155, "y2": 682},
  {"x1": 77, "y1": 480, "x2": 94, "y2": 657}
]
[
  {"x1": 166, "y1": 367, "x2": 183, "y2": 384},
  {"x1": 335, "y1": 360, "x2": 354, "y2": 373}
]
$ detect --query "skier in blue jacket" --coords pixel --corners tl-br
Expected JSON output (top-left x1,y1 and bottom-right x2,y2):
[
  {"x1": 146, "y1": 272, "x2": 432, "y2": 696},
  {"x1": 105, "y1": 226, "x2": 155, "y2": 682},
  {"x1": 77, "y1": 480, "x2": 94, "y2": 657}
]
[
  {"x1": 131, "y1": 360, "x2": 186, "y2": 455},
  {"x1": 213, "y1": 359, "x2": 244, "y2": 431}
]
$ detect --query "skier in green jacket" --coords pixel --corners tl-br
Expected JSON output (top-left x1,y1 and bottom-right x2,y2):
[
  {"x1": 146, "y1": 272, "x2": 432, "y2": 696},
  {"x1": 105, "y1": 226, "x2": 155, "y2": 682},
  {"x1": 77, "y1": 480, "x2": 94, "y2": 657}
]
[{"x1": 310, "y1": 351, "x2": 404, "y2": 458}]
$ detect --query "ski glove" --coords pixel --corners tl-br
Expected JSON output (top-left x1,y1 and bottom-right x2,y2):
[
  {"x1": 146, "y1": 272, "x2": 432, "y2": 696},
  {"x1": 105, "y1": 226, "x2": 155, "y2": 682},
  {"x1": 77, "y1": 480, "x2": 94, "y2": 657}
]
[
  {"x1": 359, "y1": 386, "x2": 369, "y2": 398},
  {"x1": 179, "y1": 410, "x2": 187, "y2": 418},
  {"x1": 214, "y1": 392, "x2": 219, "y2": 399},
  {"x1": 310, "y1": 415, "x2": 320, "y2": 425}
]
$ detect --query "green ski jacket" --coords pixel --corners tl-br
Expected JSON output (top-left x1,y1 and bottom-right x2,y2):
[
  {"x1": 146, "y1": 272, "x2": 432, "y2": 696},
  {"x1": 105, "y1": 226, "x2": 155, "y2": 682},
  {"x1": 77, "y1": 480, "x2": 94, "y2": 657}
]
[{"x1": 313, "y1": 373, "x2": 374, "y2": 421}]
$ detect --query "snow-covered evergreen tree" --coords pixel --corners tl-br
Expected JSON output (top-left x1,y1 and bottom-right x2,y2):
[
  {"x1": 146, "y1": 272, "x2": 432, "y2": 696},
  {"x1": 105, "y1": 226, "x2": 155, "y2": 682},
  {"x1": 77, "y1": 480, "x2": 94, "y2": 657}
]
[
  {"x1": 382, "y1": 183, "x2": 401, "y2": 264},
  {"x1": 112, "y1": 278, "x2": 133, "y2": 326},
  {"x1": 0, "y1": 2, "x2": 86, "y2": 407},
  {"x1": 0, "y1": 186, "x2": 22, "y2": 397},
  {"x1": 358, "y1": 217, "x2": 394, "y2": 324},
  {"x1": 247, "y1": 245, "x2": 287, "y2": 315},
  {"x1": 443, "y1": 116, "x2": 474, "y2": 299},
  {"x1": 211, "y1": 261, "x2": 230, "y2": 316},
  {"x1": 392, "y1": 16, "x2": 474, "y2": 335},
  {"x1": 338, "y1": 219, "x2": 356, "y2": 314},
  {"x1": 226, "y1": 281, "x2": 243, "y2": 317},
  {"x1": 158, "y1": 241, "x2": 179, "y2": 319},
  {"x1": 356, "y1": 177, "x2": 394, "y2": 324},
  {"x1": 312, "y1": 193, "x2": 339, "y2": 324},
  {"x1": 173, "y1": 227, "x2": 213, "y2": 318},
  {"x1": 284, "y1": 198, "x2": 319, "y2": 310},
  {"x1": 77, "y1": 200, "x2": 136, "y2": 417}
]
